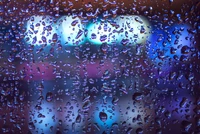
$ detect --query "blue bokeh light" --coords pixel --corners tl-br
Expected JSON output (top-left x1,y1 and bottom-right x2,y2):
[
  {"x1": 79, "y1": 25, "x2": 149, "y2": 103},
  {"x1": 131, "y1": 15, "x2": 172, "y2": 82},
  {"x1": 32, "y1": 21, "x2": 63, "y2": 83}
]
[
  {"x1": 30, "y1": 102, "x2": 57, "y2": 133},
  {"x1": 93, "y1": 98, "x2": 120, "y2": 128},
  {"x1": 147, "y1": 24, "x2": 192, "y2": 67}
]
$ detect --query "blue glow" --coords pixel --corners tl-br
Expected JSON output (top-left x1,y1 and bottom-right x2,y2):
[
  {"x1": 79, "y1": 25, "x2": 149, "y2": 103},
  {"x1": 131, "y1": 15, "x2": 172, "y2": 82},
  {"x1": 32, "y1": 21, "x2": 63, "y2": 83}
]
[
  {"x1": 168, "y1": 24, "x2": 192, "y2": 56},
  {"x1": 57, "y1": 16, "x2": 86, "y2": 46},
  {"x1": 30, "y1": 103, "x2": 57, "y2": 133},
  {"x1": 147, "y1": 27, "x2": 169, "y2": 66},
  {"x1": 24, "y1": 15, "x2": 56, "y2": 46},
  {"x1": 147, "y1": 24, "x2": 192, "y2": 67},
  {"x1": 93, "y1": 100, "x2": 119, "y2": 128}
]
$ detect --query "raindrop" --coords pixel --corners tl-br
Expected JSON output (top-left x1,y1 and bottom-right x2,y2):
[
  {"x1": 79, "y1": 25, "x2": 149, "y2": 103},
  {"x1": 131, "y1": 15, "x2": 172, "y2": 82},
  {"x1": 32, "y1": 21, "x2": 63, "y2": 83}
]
[
  {"x1": 132, "y1": 92, "x2": 144, "y2": 101},
  {"x1": 75, "y1": 114, "x2": 81, "y2": 123},
  {"x1": 46, "y1": 92, "x2": 53, "y2": 102},
  {"x1": 99, "y1": 112, "x2": 108, "y2": 122}
]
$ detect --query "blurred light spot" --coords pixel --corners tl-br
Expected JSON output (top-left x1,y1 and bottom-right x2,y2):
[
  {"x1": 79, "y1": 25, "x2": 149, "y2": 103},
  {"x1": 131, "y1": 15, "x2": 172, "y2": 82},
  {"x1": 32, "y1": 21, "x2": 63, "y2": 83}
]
[
  {"x1": 24, "y1": 15, "x2": 56, "y2": 46},
  {"x1": 93, "y1": 99, "x2": 119, "y2": 128},
  {"x1": 115, "y1": 15, "x2": 151, "y2": 45},
  {"x1": 87, "y1": 20, "x2": 119, "y2": 45},
  {"x1": 147, "y1": 24, "x2": 192, "y2": 68},
  {"x1": 30, "y1": 103, "x2": 56, "y2": 133},
  {"x1": 57, "y1": 16, "x2": 86, "y2": 46}
]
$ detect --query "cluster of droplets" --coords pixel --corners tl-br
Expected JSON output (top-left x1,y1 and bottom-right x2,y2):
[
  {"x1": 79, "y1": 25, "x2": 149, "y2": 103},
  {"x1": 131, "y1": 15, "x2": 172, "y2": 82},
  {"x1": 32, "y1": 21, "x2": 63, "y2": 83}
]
[
  {"x1": 0, "y1": 0, "x2": 200, "y2": 134},
  {"x1": 24, "y1": 15, "x2": 151, "y2": 46}
]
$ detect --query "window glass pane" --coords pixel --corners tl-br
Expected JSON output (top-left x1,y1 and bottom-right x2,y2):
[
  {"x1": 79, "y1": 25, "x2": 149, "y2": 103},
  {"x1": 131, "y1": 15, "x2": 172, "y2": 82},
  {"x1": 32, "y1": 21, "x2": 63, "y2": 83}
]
[{"x1": 0, "y1": 0, "x2": 200, "y2": 133}]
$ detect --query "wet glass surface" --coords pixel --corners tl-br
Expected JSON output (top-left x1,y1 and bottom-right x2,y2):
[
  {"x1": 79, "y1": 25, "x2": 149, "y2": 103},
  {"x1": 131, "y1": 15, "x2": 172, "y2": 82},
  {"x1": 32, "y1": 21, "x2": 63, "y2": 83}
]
[{"x1": 0, "y1": 0, "x2": 200, "y2": 133}]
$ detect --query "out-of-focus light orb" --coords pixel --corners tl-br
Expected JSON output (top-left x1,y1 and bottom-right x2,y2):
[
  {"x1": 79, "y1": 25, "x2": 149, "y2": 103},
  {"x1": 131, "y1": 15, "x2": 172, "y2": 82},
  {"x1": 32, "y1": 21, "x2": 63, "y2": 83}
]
[
  {"x1": 147, "y1": 24, "x2": 192, "y2": 68},
  {"x1": 24, "y1": 15, "x2": 56, "y2": 46},
  {"x1": 93, "y1": 100, "x2": 119, "y2": 128},
  {"x1": 30, "y1": 103, "x2": 56, "y2": 133},
  {"x1": 114, "y1": 15, "x2": 151, "y2": 45},
  {"x1": 57, "y1": 16, "x2": 86, "y2": 46},
  {"x1": 147, "y1": 28, "x2": 169, "y2": 66},
  {"x1": 61, "y1": 101, "x2": 84, "y2": 133},
  {"x1": 87, "y1": 20, "x2": 119, "y2": 45},
  {"x1": 168, "y1": 24, "x2": 193, "y2": 58},
  {"x1": 119, "y1": 99, "x2": 154, "y2": 129}
]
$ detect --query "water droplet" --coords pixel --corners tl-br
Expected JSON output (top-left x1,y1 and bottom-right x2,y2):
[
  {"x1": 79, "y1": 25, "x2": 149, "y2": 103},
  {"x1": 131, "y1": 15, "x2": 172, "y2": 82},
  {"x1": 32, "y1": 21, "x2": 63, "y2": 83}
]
[
  {"x1": 132, "y1": 92, "x2": 144, "y2": 101},
  {"x1": 75, "y1": 114, "x2": 81, "y2": 123},
  {"x1": 46, "y1": 92, "x2": 53, "y2": 102},
  {"x1": 99, "y1": 112, "x2": 108, "y2": 122}
]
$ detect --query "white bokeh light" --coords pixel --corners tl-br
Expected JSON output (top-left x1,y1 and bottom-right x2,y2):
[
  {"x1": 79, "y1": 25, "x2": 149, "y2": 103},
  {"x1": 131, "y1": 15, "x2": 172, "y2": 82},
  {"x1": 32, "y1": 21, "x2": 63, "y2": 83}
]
[
  {"x1": 87, "y1": 20, "x2": 119, "y2": 45},
  {"x1": 24, "y1": 15, "x2": 56, "y2": 46},
  {"x1": 115, "y1": 15, "x2": 151, "y2": 45},
  {"x1": 57, "y1": 16, "x2": 86, "y2": 46}
]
